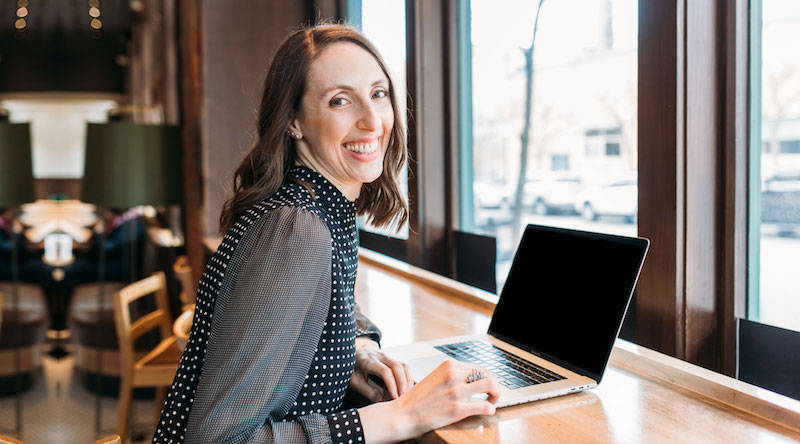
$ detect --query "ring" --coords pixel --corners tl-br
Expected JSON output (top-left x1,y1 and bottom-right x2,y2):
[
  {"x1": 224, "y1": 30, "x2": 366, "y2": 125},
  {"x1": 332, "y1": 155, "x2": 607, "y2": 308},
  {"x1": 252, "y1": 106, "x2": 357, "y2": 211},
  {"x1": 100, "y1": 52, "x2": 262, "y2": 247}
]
[{"x1": 466, "y1": 369, "x2": 486, "y2": 384}]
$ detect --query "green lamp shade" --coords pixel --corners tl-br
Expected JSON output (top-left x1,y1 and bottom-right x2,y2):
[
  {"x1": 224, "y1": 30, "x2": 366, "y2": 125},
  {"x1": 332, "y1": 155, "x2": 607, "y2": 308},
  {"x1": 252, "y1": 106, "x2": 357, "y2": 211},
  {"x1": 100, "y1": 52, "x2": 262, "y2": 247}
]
[
  {"x1": 0, "y1": 122, "x2": 35, "y2": 207},
  {"x1": 82, "y1": 122, "x2": 182, "y2": 208}
]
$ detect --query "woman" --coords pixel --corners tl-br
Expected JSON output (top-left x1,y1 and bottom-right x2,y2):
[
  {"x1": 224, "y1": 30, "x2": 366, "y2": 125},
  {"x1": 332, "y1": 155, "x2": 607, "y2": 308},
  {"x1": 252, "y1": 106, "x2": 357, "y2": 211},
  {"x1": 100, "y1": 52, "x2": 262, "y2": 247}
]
[{"x1": 154, "y1": 24, "x2": 499, "y2": 444}]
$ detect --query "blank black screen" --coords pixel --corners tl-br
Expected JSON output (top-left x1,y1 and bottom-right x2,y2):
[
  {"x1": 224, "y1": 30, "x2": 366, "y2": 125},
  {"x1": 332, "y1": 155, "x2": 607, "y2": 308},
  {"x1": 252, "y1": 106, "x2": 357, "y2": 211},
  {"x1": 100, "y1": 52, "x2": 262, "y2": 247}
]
[{"x1": 488, "y1": 225, "x2": 648, "y2": 382}]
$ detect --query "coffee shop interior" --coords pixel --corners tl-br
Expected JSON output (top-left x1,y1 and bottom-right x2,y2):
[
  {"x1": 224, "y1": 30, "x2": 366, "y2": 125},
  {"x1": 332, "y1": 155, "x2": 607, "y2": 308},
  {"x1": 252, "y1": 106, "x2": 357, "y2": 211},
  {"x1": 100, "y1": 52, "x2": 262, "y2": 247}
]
[{"x1": 1, "y1": 0, "x2": 799, "y2": 442}]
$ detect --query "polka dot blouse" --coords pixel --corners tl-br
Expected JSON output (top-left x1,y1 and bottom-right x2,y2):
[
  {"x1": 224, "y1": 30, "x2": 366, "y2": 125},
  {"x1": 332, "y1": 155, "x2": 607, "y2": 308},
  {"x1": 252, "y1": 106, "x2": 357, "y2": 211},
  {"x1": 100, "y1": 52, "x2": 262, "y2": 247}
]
[{"x1": 153, "y1": 166, "x2": 381, "y2": 444}]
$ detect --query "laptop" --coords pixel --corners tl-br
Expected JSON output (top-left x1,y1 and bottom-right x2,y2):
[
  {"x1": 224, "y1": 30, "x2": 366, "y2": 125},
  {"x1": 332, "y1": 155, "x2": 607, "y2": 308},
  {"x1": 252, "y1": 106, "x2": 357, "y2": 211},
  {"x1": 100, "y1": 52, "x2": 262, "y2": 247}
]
[{"x1": 387, "y1": 224, "x2": 649, "y2": 408}]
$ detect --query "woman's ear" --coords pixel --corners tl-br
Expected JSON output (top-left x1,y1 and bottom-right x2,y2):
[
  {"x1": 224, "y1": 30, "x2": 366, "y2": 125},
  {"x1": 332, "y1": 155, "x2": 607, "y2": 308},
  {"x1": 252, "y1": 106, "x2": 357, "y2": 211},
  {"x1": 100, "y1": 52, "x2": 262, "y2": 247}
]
[{"x1": 288, "y1": 116, "x2": 303, "y2": 140}]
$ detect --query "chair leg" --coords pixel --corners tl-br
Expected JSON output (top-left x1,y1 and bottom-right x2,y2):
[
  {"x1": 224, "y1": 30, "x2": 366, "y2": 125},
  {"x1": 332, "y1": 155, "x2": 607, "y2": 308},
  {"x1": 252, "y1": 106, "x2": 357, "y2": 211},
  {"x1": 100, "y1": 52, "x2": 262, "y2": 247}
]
[{"x1": 117, "y1": 375, "x2": 133, "y2": 442}]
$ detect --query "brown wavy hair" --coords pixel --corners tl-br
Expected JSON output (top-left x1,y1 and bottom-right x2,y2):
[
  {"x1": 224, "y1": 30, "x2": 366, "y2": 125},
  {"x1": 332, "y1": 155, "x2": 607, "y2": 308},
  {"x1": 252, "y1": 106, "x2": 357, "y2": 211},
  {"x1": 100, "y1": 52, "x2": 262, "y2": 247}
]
[{"x1": 218, "y1": 24, "x2": 408, "y2": 235}]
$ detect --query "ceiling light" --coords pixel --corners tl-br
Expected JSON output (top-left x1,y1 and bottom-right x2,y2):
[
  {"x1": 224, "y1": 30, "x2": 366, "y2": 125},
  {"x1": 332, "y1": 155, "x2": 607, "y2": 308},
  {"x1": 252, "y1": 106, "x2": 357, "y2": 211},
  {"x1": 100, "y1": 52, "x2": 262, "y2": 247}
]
[
  {"x1": 90, "y1": 18, "x2": 102, "y2": 29},
  {"x1": 16, "y1": 7, "x2": 28, "y2": 17},
  {"x1": 14, "y1": 18, "x2": 26, "y2": 29}
]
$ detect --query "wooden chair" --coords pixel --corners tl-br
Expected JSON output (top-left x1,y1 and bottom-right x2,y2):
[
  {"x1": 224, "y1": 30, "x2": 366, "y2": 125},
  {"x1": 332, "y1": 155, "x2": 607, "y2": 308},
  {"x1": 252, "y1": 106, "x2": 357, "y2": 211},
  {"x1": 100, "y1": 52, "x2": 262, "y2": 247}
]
[
  {"x1": 94, "y1": 435, "x2": 121, "y2": 444},
  {"x1": 0, "y1": 434, "x2": 22, "y2": 444},
  {"x1": 172, "y1": 255, "x2": 196, "y2": 307},
  {"x1": 113, "y1": 271, "x2": 180, "y2": 441}
]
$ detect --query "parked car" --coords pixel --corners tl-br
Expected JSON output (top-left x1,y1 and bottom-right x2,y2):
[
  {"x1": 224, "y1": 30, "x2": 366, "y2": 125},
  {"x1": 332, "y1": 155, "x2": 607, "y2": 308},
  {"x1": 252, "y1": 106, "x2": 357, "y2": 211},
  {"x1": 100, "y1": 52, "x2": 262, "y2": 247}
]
[
  {"x1": 524, "y1": 177, "x2": 582, "y2": 215},
  {"x1": 574, "y1": 176, "x2": 637, "y2": 223},
  {"x1": 761, "y1": 174, "x2": 800, "y2": 235},
  {"x1": 473, "y1": 180, "x2": 512, "y2": 211},
  {"x1": 473, "y1": 180, "x2": 513, "y2": 230}
]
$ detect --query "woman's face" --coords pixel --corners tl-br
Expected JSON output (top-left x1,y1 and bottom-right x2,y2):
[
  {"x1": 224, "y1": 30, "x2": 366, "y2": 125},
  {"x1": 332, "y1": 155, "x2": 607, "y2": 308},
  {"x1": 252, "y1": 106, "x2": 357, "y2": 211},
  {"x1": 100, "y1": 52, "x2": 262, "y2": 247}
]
[{"x1": 291, "y1": 42, "x2": 395, "y2": 201}]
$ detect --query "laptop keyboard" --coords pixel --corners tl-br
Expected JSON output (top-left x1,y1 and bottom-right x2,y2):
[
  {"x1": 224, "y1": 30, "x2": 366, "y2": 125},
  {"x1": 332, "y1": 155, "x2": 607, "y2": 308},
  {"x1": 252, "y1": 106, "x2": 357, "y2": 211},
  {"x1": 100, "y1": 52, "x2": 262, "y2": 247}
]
[{"x1": 434, "y1": 340, "x2": 566, "y2": 390}]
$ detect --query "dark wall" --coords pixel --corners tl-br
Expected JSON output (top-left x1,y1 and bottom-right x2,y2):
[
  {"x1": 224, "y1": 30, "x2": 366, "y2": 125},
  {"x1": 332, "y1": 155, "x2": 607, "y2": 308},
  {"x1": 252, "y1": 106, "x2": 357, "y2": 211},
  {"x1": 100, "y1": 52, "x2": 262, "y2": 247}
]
[
  {"x1": 199, "y1": 0, "x2": 312, "y2": 235},
  {"x1": 0, "y1": 0, "x2": 131, "y2": 93}
]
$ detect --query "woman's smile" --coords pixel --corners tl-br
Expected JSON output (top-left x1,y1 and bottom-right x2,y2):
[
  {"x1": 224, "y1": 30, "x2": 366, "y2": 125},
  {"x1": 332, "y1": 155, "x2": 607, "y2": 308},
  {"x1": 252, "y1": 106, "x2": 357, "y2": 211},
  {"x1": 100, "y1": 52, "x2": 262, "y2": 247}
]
[{"x1": 343, "y1": 137, "x2": 381, "y2": 160}]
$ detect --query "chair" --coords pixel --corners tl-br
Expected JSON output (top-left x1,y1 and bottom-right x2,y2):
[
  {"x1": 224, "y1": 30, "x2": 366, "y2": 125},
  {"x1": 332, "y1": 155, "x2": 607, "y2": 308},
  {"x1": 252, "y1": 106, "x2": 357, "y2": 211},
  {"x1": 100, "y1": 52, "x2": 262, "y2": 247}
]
[
  {"x1": 94, "y1": 435, "x2": 121, "y2": 444},
  {"x1": 113, "y1": 271, "x2": 180, "y2": 441},
  {"x1": 0, "y1": 434, "x2": 22, "y2": 444},
  {"x1": 172, "y1": 255, "x2": 195, "y2": 307}
]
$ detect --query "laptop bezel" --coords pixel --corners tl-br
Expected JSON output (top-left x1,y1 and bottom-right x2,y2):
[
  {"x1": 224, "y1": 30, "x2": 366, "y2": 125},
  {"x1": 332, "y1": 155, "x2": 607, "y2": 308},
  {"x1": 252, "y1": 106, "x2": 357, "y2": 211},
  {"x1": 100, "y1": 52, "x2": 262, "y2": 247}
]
[{"x1": 487, "y1": 223, "x2": 649, "y2": 384}]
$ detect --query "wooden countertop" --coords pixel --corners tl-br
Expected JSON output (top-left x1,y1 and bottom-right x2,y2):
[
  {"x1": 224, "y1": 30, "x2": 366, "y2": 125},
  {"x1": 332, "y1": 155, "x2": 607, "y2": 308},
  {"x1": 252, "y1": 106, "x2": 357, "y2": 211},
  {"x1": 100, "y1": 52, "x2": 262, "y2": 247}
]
[{"x1": 355, "y1": 249, "x2": 800, "y2": 443}]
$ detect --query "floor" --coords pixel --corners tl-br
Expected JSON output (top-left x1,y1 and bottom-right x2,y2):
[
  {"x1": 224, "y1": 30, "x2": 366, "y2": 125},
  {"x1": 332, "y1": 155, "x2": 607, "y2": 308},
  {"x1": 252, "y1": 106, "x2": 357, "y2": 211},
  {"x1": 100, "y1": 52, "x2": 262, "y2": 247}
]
[{"x1": 0, "y1": 343, "x2": 158, "y2": 444}]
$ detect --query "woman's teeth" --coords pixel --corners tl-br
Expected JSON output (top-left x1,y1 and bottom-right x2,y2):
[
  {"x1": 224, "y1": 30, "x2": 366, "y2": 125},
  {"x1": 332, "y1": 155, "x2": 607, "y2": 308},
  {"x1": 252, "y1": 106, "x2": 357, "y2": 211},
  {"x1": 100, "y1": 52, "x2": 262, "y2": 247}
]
[{"x1": 343, "y1": 141, "x2": 378, "y2": 154}]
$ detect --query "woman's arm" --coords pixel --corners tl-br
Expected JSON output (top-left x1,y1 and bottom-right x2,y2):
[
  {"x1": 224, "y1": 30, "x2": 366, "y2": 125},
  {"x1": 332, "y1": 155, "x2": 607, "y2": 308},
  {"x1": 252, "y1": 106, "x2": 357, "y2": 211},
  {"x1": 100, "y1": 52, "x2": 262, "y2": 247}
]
[{"x1": 184, "y1": 207, "x2": 352, "y2": 443}]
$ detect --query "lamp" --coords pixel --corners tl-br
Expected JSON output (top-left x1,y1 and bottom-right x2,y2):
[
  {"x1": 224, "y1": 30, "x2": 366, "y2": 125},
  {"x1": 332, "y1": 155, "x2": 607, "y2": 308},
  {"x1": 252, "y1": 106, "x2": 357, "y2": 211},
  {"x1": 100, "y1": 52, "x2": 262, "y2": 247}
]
[
  {"x1": 0, "y1": 120, "x2": 34, "y2": 438},
  {"x1": 80, "y1": 121, "x2": 181, "y2": 438},
  {"x1": 82, "y1": 122, "x2": 182, "y2": 208},
  {"x1": 0, "y1": 122, "x2": 35, "y2": 207}
]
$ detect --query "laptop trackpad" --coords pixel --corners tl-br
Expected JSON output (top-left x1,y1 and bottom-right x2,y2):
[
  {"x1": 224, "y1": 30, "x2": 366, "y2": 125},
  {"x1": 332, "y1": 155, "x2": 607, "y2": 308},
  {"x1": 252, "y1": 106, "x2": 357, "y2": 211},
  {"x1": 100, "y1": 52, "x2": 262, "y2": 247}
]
[{"x1": 408, "y1": 354, "x2": 449, "y2": 383}]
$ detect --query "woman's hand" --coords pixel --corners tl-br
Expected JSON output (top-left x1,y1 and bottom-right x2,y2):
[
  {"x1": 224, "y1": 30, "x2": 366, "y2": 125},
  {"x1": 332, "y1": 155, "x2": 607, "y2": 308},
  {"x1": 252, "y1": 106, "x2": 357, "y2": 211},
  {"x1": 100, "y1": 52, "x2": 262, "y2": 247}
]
[
  {"x1": 350, "y1": 337, "x2": 415, "y2": 401},
  {"x1": 359, "y1": 359, "x2": 501, "y2": 443}
]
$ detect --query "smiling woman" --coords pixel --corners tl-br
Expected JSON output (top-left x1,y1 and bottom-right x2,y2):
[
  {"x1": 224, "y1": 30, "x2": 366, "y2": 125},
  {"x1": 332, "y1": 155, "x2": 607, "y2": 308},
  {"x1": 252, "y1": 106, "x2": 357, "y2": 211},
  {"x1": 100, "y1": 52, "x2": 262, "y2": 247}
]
[{"x1": 152, "y1": 24, "x2": 501, "y2": 444}]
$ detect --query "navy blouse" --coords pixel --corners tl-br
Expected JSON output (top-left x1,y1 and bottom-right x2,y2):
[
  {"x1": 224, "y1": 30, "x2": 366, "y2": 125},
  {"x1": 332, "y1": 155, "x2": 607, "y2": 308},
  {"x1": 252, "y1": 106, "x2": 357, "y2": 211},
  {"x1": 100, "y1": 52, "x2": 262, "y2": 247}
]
[{"x1": 153, "y1": 166, "x2": 381, "y2": 443}]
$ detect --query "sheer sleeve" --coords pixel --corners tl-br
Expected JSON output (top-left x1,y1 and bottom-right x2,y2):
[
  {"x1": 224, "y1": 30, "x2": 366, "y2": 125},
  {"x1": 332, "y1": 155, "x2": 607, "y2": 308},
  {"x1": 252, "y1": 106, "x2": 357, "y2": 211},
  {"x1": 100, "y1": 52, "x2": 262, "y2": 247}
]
[{"x1": 184, "y1": 207, "x2": 362, "y2": 443}]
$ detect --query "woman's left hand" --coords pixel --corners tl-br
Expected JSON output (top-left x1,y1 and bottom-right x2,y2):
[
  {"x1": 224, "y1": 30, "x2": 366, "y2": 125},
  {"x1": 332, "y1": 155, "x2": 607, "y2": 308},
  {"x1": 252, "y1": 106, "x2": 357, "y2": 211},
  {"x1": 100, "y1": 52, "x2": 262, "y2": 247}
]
[{"x1": 350, "y1": 337, "x2": 415, "y2": 402}]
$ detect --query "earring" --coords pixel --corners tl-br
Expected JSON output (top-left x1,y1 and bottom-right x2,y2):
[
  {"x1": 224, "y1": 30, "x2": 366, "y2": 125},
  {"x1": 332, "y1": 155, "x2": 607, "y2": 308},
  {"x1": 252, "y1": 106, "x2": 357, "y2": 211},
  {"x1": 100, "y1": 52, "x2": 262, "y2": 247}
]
[{"x1": 287, "y1": 129, "x2": 301, "y2": 139}]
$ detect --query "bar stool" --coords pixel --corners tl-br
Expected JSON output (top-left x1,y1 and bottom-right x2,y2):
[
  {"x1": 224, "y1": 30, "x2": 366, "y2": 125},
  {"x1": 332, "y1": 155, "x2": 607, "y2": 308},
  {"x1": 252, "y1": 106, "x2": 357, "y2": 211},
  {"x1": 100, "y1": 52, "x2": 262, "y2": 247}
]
[
  {"x1": 113, "y1": 271, "x2": 180, "y2": 441},
  {"x1": 172, "y1": 255, "x2": 195, "y2": 308}
]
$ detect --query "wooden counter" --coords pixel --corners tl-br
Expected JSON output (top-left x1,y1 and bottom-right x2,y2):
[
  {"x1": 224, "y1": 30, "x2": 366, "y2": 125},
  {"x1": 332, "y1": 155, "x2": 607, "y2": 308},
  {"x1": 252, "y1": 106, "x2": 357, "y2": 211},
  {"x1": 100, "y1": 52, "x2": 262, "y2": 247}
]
[{"x1": 355, "y1": 249, "x2": 800, "y2": 443}]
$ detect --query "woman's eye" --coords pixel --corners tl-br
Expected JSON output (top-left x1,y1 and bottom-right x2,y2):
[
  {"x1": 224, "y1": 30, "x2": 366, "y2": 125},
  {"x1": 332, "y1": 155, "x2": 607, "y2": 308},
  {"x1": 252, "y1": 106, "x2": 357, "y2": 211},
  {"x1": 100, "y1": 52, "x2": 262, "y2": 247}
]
[
  {"x1": 329, "y1": 97, "x2": 348, "y2": 107},
  {"x1": 373, "y1": 89, "x2": 388, "y2": 99}
]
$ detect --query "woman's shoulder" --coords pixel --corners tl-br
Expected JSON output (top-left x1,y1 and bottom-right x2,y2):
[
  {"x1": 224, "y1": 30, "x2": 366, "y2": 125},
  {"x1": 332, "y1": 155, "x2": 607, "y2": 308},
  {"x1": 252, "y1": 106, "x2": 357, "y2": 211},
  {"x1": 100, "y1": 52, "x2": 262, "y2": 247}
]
[{"x1": 238, "y1": 200, "x2": 331, "y2": 246}]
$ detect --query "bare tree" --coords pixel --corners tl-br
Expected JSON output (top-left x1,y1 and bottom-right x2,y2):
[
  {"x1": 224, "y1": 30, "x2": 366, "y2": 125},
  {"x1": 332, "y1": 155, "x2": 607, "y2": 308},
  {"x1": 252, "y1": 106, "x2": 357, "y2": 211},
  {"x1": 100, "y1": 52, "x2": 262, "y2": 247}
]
[{"x1": 511, "y1": 0, "x2": 546, "y2": 242}]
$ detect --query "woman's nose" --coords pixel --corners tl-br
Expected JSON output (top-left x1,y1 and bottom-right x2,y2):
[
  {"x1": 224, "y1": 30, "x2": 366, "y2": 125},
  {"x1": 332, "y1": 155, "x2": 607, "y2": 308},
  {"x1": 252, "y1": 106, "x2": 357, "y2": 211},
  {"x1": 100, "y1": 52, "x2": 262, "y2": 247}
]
[{"x1": 357, "y1": 102, "x2": 381, "y2": 131}]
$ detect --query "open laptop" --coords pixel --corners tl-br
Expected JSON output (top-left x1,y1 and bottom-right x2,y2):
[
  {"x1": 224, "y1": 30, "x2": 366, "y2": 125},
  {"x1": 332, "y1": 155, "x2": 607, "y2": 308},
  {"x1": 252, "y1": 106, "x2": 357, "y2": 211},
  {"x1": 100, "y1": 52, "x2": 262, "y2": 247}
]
[{"x1": 387, "y1": 224, "x2": 649, "y2": 408}]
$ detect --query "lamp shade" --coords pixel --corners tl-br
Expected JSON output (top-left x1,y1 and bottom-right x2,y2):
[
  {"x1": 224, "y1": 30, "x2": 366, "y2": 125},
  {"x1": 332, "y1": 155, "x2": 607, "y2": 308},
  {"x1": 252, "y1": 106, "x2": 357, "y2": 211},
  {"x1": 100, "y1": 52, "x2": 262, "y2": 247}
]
[
  {"x1": 82, "y1": 122, "x2": 182, "y2": 208},
  {"x1": 0, "y1": 122, "x2": 35, "y2": 207}
]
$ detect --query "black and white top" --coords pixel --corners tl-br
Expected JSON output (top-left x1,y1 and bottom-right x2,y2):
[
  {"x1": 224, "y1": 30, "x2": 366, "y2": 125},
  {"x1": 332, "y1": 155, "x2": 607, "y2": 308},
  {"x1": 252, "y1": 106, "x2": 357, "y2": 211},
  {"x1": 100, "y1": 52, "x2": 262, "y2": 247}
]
[{"x1": 153, "y1": 166, "x2": 381, "y2": 444}]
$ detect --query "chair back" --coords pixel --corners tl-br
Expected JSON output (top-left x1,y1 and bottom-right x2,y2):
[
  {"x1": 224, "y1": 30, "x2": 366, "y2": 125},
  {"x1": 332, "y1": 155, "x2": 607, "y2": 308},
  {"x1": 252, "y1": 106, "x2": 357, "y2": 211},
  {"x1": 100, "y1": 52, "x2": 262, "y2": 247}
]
[
  {"x1": 173, "y1": 255, "x2": 196, "y2": 305},
  {"x1": 94, "y1": 435, "x2": 121, "y2": 444},
  {"x1": 113, "y1": 272, "x2": 171, "y2": 372},
  {"x1": 0, "y1": 434, "x2": 22, "y2": 444}
]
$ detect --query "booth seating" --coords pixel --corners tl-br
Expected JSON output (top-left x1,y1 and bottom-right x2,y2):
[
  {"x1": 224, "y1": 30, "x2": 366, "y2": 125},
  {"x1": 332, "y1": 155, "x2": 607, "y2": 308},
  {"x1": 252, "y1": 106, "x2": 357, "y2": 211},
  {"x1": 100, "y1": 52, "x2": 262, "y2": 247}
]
[
  {"x1": 67, "y1": 281, "x2": 131, "y2": 393},
  {"x1": 0, "y1": 282, "x2": 48, "y2": 395}
]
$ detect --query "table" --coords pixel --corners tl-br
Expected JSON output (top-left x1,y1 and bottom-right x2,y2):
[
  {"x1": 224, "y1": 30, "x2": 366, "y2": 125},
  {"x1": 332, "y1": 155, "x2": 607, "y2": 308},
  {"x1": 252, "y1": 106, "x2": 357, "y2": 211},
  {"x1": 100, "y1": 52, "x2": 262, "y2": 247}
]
[{"x1": 355, "y1": 249, "x2": 800, "y2": 443}]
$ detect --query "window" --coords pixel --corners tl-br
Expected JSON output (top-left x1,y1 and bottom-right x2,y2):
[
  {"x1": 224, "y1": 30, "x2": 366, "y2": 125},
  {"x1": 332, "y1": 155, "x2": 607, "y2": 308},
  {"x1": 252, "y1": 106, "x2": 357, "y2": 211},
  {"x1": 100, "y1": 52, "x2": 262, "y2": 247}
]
[
  {"x1": 551, "y1": 154, "x2": 569, "y2": 171},
  {"x1": 462, "y1": 0, "x2": 638, "y2": 289},
  {"x1": 779, "y1": 140, "x2": 800, "y2": 153},
  {"x1": 749, "y1": 0, "x2": 800, "y2": 333},
  {"x1": 348, "y1": 0, "x2": 409, "y2": 239}
]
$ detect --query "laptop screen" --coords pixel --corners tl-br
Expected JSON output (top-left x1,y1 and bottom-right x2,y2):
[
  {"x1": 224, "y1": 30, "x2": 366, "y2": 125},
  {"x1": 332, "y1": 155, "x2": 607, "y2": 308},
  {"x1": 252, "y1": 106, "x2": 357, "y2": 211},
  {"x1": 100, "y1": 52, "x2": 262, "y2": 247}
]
[{"x1": 488, "y1": 224, "x2": 648, "y2": 382}]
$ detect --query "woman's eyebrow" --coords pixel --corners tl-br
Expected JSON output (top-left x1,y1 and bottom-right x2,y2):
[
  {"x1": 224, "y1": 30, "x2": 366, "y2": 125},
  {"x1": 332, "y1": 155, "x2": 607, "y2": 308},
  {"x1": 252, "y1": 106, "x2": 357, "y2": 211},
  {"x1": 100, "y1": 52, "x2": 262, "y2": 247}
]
[{"x1": 319, "y1": 79, "x2": 388, "y2": 98}]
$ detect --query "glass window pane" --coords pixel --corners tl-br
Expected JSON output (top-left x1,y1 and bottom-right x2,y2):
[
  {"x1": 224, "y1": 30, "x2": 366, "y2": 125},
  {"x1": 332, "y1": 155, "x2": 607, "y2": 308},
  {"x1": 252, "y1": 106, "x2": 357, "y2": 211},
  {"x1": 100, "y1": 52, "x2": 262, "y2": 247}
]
[
  {"x1": 351, "y1": 0, "x2": 409, "y2": 239},
  {"x1": 751, "y1": 0, "x2": 800, "y2": 332},
  {"x1": 465, "y1": 0, "x2": 638, "y2": 289}
]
